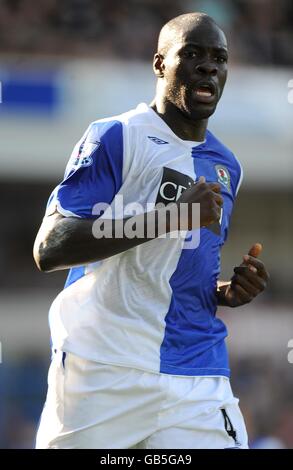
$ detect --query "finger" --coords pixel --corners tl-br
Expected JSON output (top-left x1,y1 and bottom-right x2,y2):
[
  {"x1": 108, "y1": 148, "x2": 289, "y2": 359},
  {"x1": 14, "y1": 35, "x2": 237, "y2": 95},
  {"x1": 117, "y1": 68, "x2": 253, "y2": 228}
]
[
  {"x1": 248, "y1": 243, "x2": 262, "y2": 258},
  {"x1": 232, "y1": 274, "x2": 262, "y2": 296},
  {"x1": 231, "y1": 283, "x2": 252, "y2": 304},
  {"x1": 234, "y1": 267, "x2": 267, "y2": 290},
  {"x1": 197, "y1": 176, "x2": 206, "y2": 184},
  {"x1": 242, "y1": 255, "x2": 269, "y2": 281},
  {"x1": 214, "y1": 207, "x2": 222, "y2": 221},
  {"x1": 213, "y1": 193, "x2": 224, "y2": 206},
  {"x1": 196, "y1": 177, "x2": 221, "y2": 193},
  {"x1": 234, "y1": 266, "x2": 257, "y2": 275},
  {"x1": 209, "y1": 183, "x2": 221, "y2": 193}
]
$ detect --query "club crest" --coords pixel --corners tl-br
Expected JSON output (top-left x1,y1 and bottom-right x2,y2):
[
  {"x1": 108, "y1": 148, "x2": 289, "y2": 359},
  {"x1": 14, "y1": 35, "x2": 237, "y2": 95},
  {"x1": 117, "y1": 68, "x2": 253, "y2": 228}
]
[{"x1": 215, "y1": 165, "x2": 231, "y2": 192}]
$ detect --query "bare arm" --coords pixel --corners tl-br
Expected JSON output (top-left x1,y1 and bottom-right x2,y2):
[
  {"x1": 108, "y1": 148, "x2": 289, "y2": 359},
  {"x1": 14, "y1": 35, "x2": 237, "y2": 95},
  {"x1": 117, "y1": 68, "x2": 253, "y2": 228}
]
[
  {"x1": 33, "y1": 178, "x2": 223, "y2": 272},
  {"x1": 33, "y1": 209, "x2": 172, "y2": 272}
]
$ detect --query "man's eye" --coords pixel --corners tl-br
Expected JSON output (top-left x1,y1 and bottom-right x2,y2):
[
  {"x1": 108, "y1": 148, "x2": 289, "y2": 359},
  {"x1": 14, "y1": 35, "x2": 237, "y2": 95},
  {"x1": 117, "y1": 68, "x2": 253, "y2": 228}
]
[
  {"x1": 216, "y1": 56, "x2": 228, "y2": 64},
  {"x1": 185, "y1": 51, "x2": 197, "y2": 58}
]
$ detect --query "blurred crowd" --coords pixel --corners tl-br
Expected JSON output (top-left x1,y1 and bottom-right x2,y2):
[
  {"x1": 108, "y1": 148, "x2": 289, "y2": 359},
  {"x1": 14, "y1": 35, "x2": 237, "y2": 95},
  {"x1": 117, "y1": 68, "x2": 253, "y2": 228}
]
[
  {"x1": 0, "y1": 0, "x2": 292, "y2": 65},
  {"x1": 231, "y1": 357, "x2": 293, "y2": 449},
  {"x1": 1, "y1": 355, "x2": 293, "y2": 448}
]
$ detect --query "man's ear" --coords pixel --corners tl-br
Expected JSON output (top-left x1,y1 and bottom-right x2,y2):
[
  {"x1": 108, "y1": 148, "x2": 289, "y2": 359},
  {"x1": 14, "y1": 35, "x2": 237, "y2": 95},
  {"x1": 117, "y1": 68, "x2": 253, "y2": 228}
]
[{"x1": 153, "y1": 53, "x2": 165, "y2": 78}]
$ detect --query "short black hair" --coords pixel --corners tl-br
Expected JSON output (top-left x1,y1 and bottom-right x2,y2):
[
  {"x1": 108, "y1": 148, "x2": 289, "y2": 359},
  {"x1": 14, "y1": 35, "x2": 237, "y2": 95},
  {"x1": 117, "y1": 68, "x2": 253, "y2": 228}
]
[{"x1": 157, "y1": 12, "x2": 220, "y2": 56}]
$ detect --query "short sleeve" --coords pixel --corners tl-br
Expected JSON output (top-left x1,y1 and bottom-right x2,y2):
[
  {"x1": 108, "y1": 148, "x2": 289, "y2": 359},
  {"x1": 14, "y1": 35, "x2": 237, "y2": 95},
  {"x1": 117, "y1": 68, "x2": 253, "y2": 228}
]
[{"x1": 46, "y1": 120, "x2": 124, "y2": 218}]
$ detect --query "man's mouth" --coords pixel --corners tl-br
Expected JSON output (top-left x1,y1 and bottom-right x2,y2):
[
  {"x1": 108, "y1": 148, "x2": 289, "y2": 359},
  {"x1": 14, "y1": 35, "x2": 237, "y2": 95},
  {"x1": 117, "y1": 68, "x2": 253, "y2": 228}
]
[{"x1": 193, "y1": 82, "x2": 217, "y2": 104}]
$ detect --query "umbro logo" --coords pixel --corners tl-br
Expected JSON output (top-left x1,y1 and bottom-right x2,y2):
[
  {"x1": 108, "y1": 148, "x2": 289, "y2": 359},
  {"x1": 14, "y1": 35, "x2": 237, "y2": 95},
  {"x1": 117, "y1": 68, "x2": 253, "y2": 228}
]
[{"x1": 148, "y1": 136, "x2": 169, "y2": 145}]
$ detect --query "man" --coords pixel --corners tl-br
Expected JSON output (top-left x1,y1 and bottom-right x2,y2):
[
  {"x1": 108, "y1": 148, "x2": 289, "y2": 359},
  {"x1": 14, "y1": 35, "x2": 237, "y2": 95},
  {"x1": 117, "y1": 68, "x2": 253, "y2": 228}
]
[{"x1": 34, "y1": 12, "x2": 269, "y2": 449}]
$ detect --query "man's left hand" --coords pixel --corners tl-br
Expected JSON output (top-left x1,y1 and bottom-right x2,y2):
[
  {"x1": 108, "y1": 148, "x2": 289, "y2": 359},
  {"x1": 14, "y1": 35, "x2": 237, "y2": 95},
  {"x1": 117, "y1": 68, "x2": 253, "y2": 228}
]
[{"x1": 222, "y1": 243, "x2": 270, "y2": 308}]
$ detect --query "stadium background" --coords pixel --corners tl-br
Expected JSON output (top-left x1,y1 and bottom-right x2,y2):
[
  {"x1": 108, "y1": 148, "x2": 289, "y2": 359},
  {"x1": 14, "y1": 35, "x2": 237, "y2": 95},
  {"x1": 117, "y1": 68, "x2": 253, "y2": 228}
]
[{"x1": 0, "y1": 0, "x2": 292, "y2": 449}]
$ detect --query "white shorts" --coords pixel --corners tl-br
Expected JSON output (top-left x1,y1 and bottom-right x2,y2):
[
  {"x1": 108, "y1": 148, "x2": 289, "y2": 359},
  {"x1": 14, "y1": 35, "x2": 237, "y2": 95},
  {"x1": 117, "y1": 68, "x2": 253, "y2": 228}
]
[{"x1": 36, "y1": 350, "x2": 248, "y2": 449}]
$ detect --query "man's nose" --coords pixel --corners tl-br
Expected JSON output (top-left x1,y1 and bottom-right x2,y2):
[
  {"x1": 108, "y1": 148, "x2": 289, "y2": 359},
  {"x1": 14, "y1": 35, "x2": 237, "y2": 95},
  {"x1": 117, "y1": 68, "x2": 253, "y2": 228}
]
[{"x1": 195, "y1": 62, "x2": 218, "y2": 76}]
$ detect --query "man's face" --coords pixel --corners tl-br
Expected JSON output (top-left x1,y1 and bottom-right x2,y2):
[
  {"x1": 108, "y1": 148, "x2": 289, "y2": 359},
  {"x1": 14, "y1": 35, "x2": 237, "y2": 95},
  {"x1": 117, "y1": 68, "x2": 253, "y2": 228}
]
[{"x1": 156, "y1": 21, "x2": 228, "y2": 120}]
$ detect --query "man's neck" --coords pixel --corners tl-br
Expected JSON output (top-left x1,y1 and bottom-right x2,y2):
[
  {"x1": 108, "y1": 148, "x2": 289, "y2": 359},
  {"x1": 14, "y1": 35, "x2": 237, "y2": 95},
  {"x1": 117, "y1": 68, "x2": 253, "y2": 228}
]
[{"x1": 150, "y1": 97, "x2": 208, "y2": 142}]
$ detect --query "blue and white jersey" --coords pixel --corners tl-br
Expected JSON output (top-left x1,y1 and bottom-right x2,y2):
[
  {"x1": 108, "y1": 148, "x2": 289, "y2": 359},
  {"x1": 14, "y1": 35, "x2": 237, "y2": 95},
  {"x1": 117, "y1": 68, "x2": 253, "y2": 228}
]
[{"x1": 46, "y1": 103, "x2": 243, "y2": 377}]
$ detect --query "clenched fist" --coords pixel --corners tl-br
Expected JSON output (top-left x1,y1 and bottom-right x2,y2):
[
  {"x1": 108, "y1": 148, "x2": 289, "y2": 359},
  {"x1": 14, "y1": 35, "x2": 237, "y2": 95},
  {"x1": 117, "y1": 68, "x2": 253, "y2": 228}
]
[{"x1": 176, "y1": 176, "x2": 223, "y2": 230}]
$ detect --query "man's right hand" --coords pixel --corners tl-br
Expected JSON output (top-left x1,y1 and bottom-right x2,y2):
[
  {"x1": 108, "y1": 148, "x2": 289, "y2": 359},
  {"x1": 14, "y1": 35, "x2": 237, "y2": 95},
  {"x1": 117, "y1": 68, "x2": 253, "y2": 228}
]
[{"x1": 176, "y1": 176, "x2": 223, "y2": 230}]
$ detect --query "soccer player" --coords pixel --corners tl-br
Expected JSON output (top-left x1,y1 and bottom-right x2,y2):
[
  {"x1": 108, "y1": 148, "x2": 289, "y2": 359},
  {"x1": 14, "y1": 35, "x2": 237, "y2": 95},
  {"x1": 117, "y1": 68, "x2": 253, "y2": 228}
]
[{"x1": 33, "y1": 12, "x2": 269, "y2": 449}]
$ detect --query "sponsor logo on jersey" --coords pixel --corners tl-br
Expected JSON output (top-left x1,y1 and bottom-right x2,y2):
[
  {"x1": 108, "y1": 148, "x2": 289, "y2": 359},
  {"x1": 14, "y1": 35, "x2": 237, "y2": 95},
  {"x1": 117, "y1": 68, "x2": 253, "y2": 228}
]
[
  {"x1": 156, "y1": 167, "x2": 193, "y2": 204},
  {"x1": 156, "y1": 167, "x2": 223, "y2": 237},
  {"x1": 148, "y1": 136, "x2": 169, "y2": 145},
  {"x1": 215, "y1": 165, "x2": 231, "y2": 192}
]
